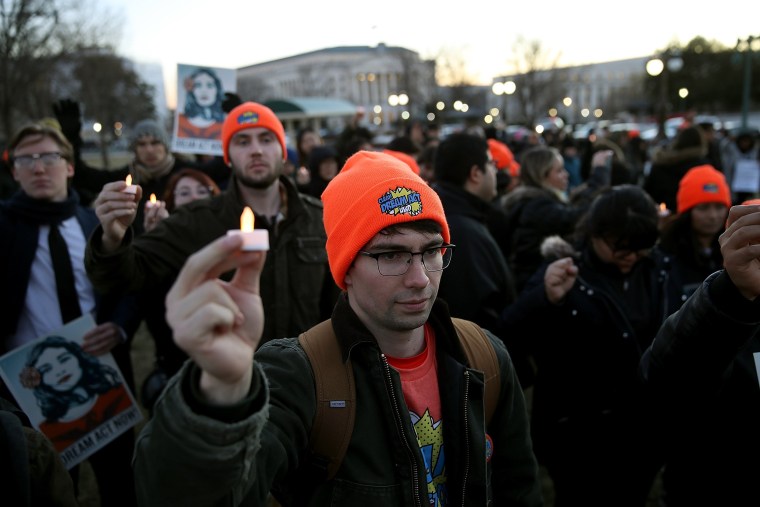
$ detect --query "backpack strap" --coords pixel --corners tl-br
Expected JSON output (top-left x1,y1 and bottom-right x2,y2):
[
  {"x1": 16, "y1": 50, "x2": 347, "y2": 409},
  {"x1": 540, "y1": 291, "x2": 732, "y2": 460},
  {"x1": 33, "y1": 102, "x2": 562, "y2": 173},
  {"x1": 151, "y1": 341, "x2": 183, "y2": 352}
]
[
  {"x1": 298, "y1": 319, "x2": 355, "y2": 480},
  {"x1": 452, "y1": 318, "x2": 501, "y2": 425},
  {"x1": 299, "y1": 318, "x2": 501, "y2": 482}
]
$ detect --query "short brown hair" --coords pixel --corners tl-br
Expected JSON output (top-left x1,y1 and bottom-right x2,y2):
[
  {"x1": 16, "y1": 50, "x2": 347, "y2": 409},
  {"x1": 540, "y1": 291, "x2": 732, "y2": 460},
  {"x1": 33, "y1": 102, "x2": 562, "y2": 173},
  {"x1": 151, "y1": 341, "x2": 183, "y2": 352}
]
[{"x1": 8, "y1": 123, "x2": 74, "y2": 162}]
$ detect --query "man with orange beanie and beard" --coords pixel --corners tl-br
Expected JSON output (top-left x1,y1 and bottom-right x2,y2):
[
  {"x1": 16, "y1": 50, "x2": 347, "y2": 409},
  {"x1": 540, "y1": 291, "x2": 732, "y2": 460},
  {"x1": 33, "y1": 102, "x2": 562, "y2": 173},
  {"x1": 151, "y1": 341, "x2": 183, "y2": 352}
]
[
  {"x1": 133, "y1": 150, "x2": 542, "y2": 506},
  {"x1": 85, "y1": 102, "x2": 335, "y2": 353}
]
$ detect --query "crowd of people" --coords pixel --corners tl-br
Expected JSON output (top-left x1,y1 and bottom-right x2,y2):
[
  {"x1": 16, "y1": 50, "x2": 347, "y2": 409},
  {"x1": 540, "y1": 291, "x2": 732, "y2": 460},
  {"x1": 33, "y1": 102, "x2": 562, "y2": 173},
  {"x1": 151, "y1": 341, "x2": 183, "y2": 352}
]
[{"x1": 0, "y1": 96, "x2": 759, "y2": 507}]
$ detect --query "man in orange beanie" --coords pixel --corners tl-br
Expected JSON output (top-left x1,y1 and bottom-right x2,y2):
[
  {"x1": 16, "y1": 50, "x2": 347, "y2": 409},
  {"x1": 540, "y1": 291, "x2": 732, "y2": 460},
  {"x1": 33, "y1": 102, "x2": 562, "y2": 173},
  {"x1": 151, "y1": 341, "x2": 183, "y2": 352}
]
[
  {"x1": 85, "y1": 101, "x2": 336, "y2": 363},
  {"x1": 133, "y1": 150, "x2": 543, "y2": 506}
]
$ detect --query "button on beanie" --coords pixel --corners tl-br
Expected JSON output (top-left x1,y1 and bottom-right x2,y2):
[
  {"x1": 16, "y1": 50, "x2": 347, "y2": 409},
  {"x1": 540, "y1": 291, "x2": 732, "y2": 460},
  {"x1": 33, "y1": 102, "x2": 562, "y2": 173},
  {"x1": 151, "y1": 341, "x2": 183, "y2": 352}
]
[
  {"x1": 321, "y1": 150, "x2": 450, "y2": 290},
  {"x1": 221, "y1": 102, "x2": 287, "y2": 165},
  {"x1": 130, "y1": 120, "x2": 169, "y2": 150},
  {"x1": 676, "y1": 164, "x2": 731, "y2": 213}
]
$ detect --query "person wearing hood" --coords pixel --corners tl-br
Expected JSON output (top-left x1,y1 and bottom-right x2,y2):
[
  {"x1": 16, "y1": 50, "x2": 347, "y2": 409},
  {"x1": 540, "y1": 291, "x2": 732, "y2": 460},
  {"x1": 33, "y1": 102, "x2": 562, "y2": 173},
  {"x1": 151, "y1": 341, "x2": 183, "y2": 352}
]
[{"x1": 305, "y1": 145, "x2": 339, "y2": 199}]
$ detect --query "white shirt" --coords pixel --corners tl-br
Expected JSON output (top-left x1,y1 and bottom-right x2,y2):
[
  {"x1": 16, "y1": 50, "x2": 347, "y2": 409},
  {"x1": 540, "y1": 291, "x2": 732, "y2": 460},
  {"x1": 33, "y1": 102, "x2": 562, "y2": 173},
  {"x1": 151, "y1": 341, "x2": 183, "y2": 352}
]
[{"x1": 10, "y1": 216, "x2": 96, "y2": 349}]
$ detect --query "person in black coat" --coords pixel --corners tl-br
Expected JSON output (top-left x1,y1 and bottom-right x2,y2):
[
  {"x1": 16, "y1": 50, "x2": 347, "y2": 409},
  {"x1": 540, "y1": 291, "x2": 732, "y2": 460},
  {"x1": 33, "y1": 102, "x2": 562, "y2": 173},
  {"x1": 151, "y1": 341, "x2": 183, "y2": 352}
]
[{"x1": 503, "y1": 185, "x2": 682, "y2": 506}]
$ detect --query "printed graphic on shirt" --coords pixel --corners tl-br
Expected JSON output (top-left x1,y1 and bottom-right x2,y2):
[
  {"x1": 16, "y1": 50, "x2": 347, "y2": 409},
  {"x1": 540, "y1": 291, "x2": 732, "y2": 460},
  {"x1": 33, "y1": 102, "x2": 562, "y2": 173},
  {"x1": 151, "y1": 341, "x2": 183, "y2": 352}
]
[
  {"x1": 411, "y1": 409, "x2": 447, "y2": 506},
  {"x1": 378, "y1": 187, "x2": 423, "y2": 217}
]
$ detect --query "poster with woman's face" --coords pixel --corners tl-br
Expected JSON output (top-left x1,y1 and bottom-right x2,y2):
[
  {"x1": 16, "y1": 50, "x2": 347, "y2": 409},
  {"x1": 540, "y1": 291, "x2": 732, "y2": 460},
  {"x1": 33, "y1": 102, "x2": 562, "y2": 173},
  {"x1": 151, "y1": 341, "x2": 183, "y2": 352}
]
[
  {"x1": 172, "y1": 63, "x2": 237, "y2": 156},
  {"x1": 0, "y1": 314, "x2": 142, "y2": 469}
]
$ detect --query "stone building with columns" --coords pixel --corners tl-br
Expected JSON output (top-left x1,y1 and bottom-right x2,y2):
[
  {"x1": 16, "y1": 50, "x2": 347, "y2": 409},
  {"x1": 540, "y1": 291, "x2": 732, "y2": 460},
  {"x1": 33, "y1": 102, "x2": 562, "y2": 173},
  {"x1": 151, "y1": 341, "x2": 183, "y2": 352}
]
[{"x1": 236, "y1": 44, "x2": 437, "y2": 138}]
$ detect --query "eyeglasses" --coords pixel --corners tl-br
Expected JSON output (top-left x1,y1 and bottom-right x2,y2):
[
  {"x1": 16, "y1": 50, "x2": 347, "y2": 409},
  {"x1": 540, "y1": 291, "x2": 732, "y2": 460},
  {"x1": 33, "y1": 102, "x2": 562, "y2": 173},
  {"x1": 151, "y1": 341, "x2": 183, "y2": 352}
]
[
  {"x1": 13, "y1": 152, "x2": 64, "y2": 170},
  {"x1": 602, "y1": 237, "x2": 651, "y2": 259},
  {"x1": 359, "y1": 244, "x2": 455, "y2": 276}
]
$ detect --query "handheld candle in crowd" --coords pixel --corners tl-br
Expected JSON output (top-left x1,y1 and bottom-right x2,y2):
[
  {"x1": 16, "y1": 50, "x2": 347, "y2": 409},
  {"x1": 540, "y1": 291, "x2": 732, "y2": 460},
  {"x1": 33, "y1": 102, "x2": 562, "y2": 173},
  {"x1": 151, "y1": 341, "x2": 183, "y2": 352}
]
[
  {"x1": 226, "y1": 206, "x2": 269, "y2": 251},
  {"x1": 123, "y1": 174, "x2": 137, "y2": 194},
  {"x1": 147, "y1": 193, "x2": 157, "y2": 207},
  {"x1": 658, "y1": 202, "x2": 670, "y2": 218}
]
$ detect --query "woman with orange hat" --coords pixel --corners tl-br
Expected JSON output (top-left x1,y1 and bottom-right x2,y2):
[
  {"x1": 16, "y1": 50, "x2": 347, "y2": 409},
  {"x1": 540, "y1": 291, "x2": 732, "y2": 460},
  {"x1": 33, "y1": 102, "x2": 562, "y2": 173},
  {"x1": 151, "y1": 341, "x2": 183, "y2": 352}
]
[{"x1": 656, "y1": 164, "x2": 731, "y2": 306}]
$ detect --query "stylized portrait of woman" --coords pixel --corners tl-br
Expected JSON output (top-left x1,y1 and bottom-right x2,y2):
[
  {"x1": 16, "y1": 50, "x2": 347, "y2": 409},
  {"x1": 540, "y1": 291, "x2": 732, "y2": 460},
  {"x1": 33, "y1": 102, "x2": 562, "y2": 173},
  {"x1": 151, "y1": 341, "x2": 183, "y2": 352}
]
[
  {"x1": 177, "y1": 67, "x2": 225, "y2": 140},
  {"x1": 21, "y1": 336, "x2": 131, "y2": 452}
]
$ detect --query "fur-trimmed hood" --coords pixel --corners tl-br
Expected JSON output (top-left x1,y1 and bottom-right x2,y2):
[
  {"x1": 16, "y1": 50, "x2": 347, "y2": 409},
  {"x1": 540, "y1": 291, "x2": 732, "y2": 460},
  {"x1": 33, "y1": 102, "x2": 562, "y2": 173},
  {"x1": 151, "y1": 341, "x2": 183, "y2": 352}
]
[{"x1": 539, "y1": 234, "x2": 577, "y2": 262}]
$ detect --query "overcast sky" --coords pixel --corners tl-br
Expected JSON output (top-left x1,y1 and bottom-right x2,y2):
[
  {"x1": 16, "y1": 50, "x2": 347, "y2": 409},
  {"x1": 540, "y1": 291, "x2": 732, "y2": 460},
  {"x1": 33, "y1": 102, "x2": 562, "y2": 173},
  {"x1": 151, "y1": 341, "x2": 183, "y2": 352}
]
[{"x1": 103, "y1": 0, "x2": 759, "y2": 108}]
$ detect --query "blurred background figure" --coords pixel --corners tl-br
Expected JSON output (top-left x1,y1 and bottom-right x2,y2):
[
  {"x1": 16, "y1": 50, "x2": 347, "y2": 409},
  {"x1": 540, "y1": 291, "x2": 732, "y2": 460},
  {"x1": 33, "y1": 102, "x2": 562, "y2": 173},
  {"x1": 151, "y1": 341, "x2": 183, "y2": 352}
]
[
  {"x1": 498, "y1": 146, "x2": 611, "y2": 295},
  {"x1": 644, "y1": 125, "x2": 710, "y2": 212},
  {"x1": 305, "y1": 145, "x2": 339, "y2": 199},
  {"x1": 720, "y1": 127, "x2": 760, "y2": 204},
  {"x1": 294, "y1": 126, "x2": 323, "y2": 192}
]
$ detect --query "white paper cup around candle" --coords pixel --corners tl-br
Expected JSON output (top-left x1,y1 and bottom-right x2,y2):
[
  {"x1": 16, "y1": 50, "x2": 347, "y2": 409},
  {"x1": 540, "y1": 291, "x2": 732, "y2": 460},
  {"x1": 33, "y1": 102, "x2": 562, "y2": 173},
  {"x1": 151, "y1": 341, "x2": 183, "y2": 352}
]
[
  {"x1": 123, "y1": 174, "x2": 137, "y2": 194},
  {"x1": 227, "y1": 207, "x2": 269, "y2": 251}
]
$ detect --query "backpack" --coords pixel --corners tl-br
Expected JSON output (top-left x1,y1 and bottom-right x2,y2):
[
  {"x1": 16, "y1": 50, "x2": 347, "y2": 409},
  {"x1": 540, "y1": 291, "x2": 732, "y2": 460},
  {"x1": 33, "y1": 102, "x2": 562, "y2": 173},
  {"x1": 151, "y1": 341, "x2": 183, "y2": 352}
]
[{"x1": 297, "y1": 317, "x2": 501, "y2": 480}]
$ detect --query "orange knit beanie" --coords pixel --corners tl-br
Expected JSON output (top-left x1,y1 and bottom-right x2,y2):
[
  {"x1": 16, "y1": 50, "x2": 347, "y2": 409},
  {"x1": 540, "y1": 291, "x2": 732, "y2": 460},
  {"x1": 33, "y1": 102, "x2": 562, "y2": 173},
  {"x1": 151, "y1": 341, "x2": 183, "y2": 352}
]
[
  {"x1": 382, "y1": 149, "x2": 421, "y2": 175},
  {"x1": 322, "y1": 150, "x2": 450, "y2": 289},
  {"x1": 221, "y1": 102, "x2": 287, "y2": 165},
  {"x1": 487, "y1": 138, "x2": 520, "y2": 177},
  {"x1": 676, "y1": 164, "x2": 731, "y2": 214}
]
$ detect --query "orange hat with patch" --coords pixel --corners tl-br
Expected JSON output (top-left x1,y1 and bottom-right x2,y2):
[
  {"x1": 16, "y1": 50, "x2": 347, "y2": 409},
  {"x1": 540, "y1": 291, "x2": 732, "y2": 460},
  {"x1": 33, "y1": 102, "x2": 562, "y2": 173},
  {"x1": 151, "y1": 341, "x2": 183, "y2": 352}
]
[
  {"x1": 321, "y1": 150, "x2": 449, "y2": 290},
  {"x1": 676, "y1": 164, "x2": 731, "y2": 214},
  {"x1": 221, "y1": 102, "x2": 287, "y2": 165}
]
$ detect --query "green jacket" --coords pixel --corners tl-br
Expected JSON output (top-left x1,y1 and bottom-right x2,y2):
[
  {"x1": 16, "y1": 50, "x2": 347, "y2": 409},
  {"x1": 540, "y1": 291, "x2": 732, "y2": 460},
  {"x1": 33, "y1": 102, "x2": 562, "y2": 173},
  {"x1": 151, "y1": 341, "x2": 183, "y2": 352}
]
[
  {"x1": 134, "y1": 295, "x2": 543, "y2": 506},
  {"x1": 85, "y1": 176, "x2": 333, "y2": 343}
]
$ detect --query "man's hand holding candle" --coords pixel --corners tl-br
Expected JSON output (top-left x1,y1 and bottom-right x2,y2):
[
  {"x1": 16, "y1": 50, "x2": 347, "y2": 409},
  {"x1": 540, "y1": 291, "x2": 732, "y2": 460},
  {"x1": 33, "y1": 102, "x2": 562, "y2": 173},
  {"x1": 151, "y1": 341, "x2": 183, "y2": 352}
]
[
  {"x1": 165, "y1": 234, "x2": 266, "y2": 405},
  {"x1": 94, "y1": 177, "x2": 143, "y2": 253}
]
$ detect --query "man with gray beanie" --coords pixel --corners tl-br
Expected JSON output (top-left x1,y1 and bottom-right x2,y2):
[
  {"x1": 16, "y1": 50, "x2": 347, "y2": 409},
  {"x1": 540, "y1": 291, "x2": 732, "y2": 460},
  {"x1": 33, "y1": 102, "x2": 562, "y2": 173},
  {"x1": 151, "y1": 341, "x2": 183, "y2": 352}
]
[{"x1": 56, "y1": 109, "x2": 229, "y2": 233}]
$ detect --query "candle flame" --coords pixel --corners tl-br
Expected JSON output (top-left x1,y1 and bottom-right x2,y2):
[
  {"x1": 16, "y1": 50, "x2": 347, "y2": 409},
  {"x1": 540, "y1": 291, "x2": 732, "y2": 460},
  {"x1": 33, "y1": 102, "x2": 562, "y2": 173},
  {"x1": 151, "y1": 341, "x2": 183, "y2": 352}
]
[
  {"x1": 241, "y1": 207, "x2": 254, "y2": 232},
  {"x1": 125, "y1": 174, "x2": 132, "y2": 186},
  {"x1": 150, "y1": 193, "x2": 157, "y2": 204},
  {"x1": 659, "y1": 202, "x2": 667, "y2": 211}
]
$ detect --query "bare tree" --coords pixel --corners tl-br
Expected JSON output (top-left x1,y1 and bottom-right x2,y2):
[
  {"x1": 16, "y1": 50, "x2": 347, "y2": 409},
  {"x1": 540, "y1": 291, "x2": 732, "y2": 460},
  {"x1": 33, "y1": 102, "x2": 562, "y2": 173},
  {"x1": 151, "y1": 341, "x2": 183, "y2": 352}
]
[
  {"x1": 433, "y1": 46, "x2": 478, "y2": 88},
  {"x1": 507, "y1": 37, "x2": 564, "y2": 126},
  {"x1": 395, "y1": 47, "x2": 436, "y2": 120},
  {"x1": 0, "y1": 0, "x2": 121, "y2": 139},
  {"x1": 72, "y1": 49, "x2": 155, "y2": 168}
]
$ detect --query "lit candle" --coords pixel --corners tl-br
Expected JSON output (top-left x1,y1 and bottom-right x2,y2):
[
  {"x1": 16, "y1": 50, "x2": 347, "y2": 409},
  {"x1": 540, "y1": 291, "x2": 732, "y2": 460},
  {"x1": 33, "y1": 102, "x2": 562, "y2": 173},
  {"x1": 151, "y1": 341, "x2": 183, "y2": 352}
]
[
  {"x1": 123, "y1": 174, "x2": 137, "y2": 194},
  {"x1": 146, "y1": 193, "x2": 157, "y2": 208},
  {"x1": 658, "y1": 202, "x2": 670, "y2": 217},
  {"x1": 226, "y1": 206, "x2": 269, "y2": 251}
]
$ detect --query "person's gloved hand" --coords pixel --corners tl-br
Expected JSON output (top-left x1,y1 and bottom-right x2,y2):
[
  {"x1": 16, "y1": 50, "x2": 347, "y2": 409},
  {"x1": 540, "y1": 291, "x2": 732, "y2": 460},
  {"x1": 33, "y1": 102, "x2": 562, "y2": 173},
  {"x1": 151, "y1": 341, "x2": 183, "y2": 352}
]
[
  {"x1": 222, "y1": 92, "x2": 243, "y2": 113},
  {"x1": 52, "y1": 99, "x2": 83, "y2": 145}
]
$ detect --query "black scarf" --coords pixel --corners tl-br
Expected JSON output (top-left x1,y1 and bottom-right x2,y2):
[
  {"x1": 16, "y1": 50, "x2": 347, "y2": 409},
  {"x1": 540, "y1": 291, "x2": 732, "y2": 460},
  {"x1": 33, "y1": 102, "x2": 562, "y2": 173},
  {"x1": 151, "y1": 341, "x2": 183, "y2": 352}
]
[
  {"x1": 4, "y1": 189, "x2": 80, "y2": 225},
  {"x1": 1, "y1": 189, "x2": 81, "y2": 347}
]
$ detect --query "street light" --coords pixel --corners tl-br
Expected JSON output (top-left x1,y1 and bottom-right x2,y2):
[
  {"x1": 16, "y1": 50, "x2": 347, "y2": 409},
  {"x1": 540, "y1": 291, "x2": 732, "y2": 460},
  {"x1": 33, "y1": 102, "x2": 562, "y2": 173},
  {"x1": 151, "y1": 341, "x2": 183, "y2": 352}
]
[
  {"x1": 646, "y1": 51, "x2": 683, "y2": 140},
  {"x1": 492, "y1": 79, "x2": 516, "y2": 124}
]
